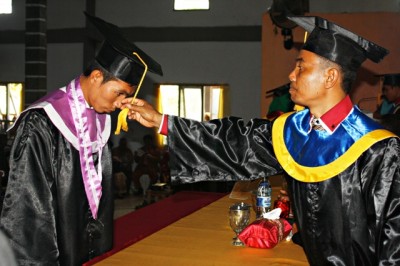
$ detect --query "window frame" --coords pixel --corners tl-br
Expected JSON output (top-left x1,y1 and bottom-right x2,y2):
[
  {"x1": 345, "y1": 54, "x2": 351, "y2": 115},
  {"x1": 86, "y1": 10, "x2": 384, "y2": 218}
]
[
  {"x1": 155, "y1": 83, "x2": 229, "y2": 145},
  {"x1": 0, "y1": 81, "x2": 24, "y2": 132},
  {"x1": 174, "y1": 0, "x2": 210, "y2": 11}
]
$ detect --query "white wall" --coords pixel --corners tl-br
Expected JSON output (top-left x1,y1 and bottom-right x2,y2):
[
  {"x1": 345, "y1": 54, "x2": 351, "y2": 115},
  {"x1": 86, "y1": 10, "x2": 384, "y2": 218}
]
[
  {"x1": 47, "y1": 43, "x2": 84, "y2": 88},
  {"x1": 0, "y1": 44, "x2": 24, "y2": 82}
]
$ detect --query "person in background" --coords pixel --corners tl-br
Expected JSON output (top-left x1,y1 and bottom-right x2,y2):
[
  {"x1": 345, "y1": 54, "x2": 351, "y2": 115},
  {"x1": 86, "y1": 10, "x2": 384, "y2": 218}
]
[
  {"x1": 0, "y1": 13, "x2": 162, "y2": 265},
  {"x1": 373, "y1": 97, "x2": 392, "y2": 118},
  {"x1": 159, "y1": 145, "x2": 171, "y2": 184},
  {"x1": 131, "y1": 134, "x2": 161, "y2": 194},
  {"x1": 374, "y1": 73, "x2": 400, "y2": 118},
  {"x1": 119, "y1": 16, "x2": 400, "y2": 265},
  {"x1": 112, "y1": 137, "x2": 134, "y2": 197},
  {"x1": 265, "y1": 83, "x2": 294, "y2": 121},
  {"x1": 380, "y1": 73, "x2": 400, "y2": 115},
  {"x1": 374, "y1": 73, "x2": 400, "y2": 135}
]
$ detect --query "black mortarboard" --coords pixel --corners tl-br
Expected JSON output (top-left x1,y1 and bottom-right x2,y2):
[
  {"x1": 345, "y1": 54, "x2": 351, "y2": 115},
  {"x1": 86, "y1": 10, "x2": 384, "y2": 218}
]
[
  {"x1": 85, "y1": 12, "x2": 163, "y2": 85},
  {"x1": 266, "y1": 83, "x2": 290, "y2": 97},
  {"x1": 287, "y1": 16, "x2": 389, "y2": 73},
  {"x1": 381, "y1": 73, "x2": 400, "y2": 86}
]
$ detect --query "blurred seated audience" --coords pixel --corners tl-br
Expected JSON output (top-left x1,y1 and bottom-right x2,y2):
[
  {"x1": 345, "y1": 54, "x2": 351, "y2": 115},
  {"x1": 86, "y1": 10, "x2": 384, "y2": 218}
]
[
  {"x1": 159, "y1": 145, "x2": 170, "y2": 184},
  {"x1": 112, "y1": 137, "x2": 134, "y2": 197},
  {"x1": 131, "y1": 134, "x2": 162, "y2": 194}
]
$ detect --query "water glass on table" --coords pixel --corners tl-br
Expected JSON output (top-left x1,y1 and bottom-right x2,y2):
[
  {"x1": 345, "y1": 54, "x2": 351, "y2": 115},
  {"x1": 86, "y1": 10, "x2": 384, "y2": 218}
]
[{"x1": 229, "y1": 202, "x2": 251, "y2": 246}]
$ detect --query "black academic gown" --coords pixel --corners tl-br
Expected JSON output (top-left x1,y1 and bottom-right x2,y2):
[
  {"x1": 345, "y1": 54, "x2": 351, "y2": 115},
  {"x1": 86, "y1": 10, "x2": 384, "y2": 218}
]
[
  {"x1": 0, "y1": 109, "x2": 114, "y2": 266},
  {"x1": 168, "y1": 116, "x2": 282, "y2": 183},
  {"x1": 166, "y1": 115, "x2": 400, "y2": 266}
]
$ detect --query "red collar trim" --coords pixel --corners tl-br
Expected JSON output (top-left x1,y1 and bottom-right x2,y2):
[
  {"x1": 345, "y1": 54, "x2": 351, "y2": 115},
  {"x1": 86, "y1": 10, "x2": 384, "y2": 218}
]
[
  {"x1": 309, "y1": 95, "x2": 353, "y2": 133},
  {"x1": 320, "y1": 95, "x2": 353, "y2": 131}
]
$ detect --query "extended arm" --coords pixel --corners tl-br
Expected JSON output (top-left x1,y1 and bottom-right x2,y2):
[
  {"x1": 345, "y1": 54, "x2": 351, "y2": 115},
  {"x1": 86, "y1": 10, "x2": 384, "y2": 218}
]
[{"x1": 120, "y1": 97, "x2": 283, "y2": 184}]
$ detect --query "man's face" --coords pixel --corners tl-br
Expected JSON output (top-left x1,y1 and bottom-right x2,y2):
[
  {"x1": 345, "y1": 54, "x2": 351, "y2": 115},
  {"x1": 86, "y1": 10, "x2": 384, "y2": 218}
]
[
  {"x1": 91, "y1": 76, "x2": 135, "y2": 113},
  {"x1": 288, "y1": 50, "x2": 327, "y2": 108},
  {"x1": 382, "y1": 85, "x2": 399, "y2": 103}
]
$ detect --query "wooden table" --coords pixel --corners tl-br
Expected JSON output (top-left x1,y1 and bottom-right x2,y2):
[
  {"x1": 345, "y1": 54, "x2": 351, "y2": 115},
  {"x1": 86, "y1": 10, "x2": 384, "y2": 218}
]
[{"x1": 96, "y1": 189, "x2": 308, "y2": 265}]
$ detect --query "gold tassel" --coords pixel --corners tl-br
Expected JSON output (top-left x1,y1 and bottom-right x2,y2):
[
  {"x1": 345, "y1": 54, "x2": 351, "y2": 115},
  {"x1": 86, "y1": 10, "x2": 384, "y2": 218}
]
[
  {"x1": 303, "y1": 31, "x2": 308, "y2": 43},
  {"x1": 115, "y1": 52, "x2": 148, "y2": 135}
]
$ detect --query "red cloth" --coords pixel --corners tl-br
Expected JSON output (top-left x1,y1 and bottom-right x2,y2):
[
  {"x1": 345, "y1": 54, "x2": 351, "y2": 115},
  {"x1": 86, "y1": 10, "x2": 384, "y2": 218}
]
[
  {"x1": 273, "y1": 198, "x2": 290, "y2": 219},
  {"x1": 238, "y1": 218, "x2": 292, "y2": 249},
  {"x1": 319, "y1": 95, "x2": 353, "y2": 131},
  {"x1": 83, "y1": 191, "x2": 226, "y2": 265},
  {"x1": 160, "y1": 114, "x2": 169, "y2": 135}
]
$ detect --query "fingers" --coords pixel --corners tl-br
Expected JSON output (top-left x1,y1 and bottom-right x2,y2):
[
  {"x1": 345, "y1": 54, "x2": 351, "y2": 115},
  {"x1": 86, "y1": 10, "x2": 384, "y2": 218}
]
[
  {"x1": 127, "y1": 109, "x2": 138, "y2": 120},
  {"x1": 131, "y1": 98, "x2": 144, "y2": 106},
  {"x1": 127, "y1": 109, "x2": 145, "y2": 122},
  {"x1": 119, "y1": 98, "x2": 146, "y2": 111},
  {"x1": 118, "y1": 97, "x2": 162, "y2": 128},
  {"x1": 121, "y1": 97, "x2": 145, "y2": 106},
  {"x1": 121, "y1": 97, "x2": 132, "y2": 104}
]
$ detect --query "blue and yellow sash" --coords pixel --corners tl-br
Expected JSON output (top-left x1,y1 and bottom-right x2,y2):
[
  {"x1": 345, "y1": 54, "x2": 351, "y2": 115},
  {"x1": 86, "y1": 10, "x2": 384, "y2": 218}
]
[{"x1": 272, "y1": 108, "x2": 396, "y2": 182}]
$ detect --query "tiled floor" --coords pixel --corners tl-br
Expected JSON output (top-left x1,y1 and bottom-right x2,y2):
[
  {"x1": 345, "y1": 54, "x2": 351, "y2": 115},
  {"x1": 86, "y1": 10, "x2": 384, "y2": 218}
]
[
  {"x1": 113, "y1": 188, "x2": 174, "y2": 219},
  {"x1": 113, "y1": 193, "x2": 145, "y2": 219}
]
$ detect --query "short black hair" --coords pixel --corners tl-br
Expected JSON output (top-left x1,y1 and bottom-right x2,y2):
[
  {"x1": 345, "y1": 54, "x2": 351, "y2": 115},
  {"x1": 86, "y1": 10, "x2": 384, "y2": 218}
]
[
  {"x1": 340, "y1": 66, "x2": 357, "y2": 94},
  {"x1": 318, "y1": 56, "x2": 355, "y2": 94},
  {"x1": 83, "y1": 60, "x2": 118, "y2": 84}
]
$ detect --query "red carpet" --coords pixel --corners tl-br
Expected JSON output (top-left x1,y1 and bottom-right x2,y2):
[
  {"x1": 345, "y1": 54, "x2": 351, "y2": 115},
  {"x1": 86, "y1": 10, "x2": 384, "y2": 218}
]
[{"x1": 83, "y1": 191, "x2": 226, "y2": 265}]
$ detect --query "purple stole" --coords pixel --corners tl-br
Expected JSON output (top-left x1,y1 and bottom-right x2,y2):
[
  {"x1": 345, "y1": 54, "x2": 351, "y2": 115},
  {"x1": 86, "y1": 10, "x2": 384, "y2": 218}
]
[{"x1": 10, "y1": 77, "x2": 110, "y2": 219}]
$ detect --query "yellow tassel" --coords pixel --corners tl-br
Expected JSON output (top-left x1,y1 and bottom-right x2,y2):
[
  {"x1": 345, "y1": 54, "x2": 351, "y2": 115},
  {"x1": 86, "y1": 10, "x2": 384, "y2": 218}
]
[
  {"x1": 303, "y1": 31, "x2": 308, "y2": 43},
  {"x1": 114, "y1": 108, "x2": 129, "y2": 135},
  {"x1": 114, "y1": 52, "x2": 148, "y2": 135}
]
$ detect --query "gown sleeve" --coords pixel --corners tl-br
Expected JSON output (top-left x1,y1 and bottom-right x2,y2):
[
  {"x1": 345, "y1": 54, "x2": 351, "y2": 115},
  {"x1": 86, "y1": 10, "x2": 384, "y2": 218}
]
[
  {"x1": 0, "y1": 110, "x2": 60, "y2": 264},
  {"x1": 167, "y1": 116, "x2": 282, "y2": 184},
  {"x1": 372, "y1": 137, "x2": 400, "y2": 264}
]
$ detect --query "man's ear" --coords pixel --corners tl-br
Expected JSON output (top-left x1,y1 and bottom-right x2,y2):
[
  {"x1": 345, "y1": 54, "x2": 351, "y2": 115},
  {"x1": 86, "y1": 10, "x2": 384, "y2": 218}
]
[
  {"x1": 325, "y1": 67, "x2": 340, "y2": 89},
  {"x1": 90, "y1": 69, "x2": 103, "y2": 84}
]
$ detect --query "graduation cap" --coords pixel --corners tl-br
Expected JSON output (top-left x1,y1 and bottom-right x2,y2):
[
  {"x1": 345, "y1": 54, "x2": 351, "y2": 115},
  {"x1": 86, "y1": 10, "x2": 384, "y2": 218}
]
[
  {"x1": 266, "y1": 83, "x2": 290, "y2": 97},
  {"x1": 287, "y1": 16, "x2": 389, "y2": 73},
  {"x1": 381, "y1": 73, "x2": 400, "y2": 86},
  {"x1": 85, "y1": 12, "x2": 163, "y2": 86}
]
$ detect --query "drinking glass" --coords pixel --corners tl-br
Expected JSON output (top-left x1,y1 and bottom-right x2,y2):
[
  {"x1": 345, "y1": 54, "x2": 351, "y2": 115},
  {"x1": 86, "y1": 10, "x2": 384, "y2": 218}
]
[{"x1": 229, "y1": 202, "x2": 250, "y2": 246}]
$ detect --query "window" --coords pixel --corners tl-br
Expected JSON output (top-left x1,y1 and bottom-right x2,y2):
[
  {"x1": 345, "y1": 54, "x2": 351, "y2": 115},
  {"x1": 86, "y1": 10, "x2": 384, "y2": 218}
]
[
  {"x1": 0, "y1": 82, "x2": 23, "y2": 132},
  {"x1": 174, "y1": 0, "x2": 209, "y2": 11},
  {"x1": 0, "y1": 0, "x2": 12, "y2": 14},
  {"x1": 156, "y1": 84, "x2": 228, "y2": 145}
]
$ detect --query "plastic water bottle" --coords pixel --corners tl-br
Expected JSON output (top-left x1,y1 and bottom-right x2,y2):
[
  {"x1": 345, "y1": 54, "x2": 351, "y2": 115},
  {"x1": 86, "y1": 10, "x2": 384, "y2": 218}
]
[{"x1": 256, "y1": 177, "x2": 272, "y2": 219}]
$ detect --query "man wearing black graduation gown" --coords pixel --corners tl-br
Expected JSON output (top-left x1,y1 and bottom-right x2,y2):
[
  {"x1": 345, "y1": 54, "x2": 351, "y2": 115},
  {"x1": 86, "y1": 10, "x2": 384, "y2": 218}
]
[
  {"x1": 121, "y1": 16, "x2": 400, "y2": 265},
  {"x1": 0, "y1": 13, "x2": 162, "y2": 265}
]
